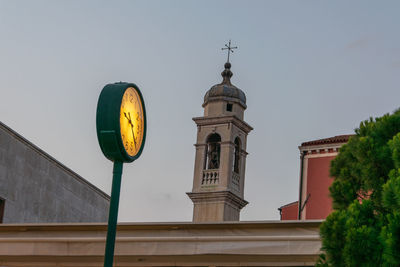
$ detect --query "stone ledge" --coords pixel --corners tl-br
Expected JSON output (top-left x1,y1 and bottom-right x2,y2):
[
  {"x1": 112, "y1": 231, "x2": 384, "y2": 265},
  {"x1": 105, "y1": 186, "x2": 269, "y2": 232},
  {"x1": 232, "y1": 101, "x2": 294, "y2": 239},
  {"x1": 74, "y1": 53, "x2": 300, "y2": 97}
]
[
  {"x1": 193, "y1": 115, "x2": 253, "y2": 133},
  {"x1": 187, "y1": 191, "x2": 249, "y2": 210},
  {"x1": 0, "y1": 221, "x2": 322, "y2": 266}
]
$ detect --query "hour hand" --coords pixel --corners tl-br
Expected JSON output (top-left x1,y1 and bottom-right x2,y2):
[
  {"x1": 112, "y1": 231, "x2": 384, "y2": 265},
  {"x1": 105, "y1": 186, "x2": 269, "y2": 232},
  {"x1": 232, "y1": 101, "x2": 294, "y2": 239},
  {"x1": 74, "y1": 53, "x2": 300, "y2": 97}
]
[{"x1": 124, "y1": 112, "x2": 131, "y2": 124}]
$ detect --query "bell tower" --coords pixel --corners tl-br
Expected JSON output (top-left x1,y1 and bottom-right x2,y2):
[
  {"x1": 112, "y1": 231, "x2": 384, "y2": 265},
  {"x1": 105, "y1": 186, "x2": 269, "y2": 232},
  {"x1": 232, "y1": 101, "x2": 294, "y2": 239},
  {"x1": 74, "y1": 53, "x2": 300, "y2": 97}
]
[{"x1": 187, "y1": 61, "x2": 253, "y2": 222}]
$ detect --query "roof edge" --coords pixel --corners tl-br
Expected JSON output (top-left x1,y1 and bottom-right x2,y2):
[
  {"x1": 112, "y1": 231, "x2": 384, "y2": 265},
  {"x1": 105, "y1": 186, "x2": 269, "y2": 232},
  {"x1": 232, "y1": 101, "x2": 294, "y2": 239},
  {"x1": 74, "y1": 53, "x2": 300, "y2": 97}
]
[
  {"x1": 0, "y1": 220, "x2": 323, "y2": 232},
  {"x1": 278, "y1": 201, "x2": 299, "y2": 210},
  {"x1": 301, "y1": 134, "x2": 354, "y2": 147}
]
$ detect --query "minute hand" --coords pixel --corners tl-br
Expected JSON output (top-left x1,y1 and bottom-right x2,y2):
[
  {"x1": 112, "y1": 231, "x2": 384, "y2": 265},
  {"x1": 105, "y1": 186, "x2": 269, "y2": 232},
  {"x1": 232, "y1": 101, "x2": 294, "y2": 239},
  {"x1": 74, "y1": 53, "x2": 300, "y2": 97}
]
[{"x1": 128, "y1": 112, "x2": 137, "y2": 149}]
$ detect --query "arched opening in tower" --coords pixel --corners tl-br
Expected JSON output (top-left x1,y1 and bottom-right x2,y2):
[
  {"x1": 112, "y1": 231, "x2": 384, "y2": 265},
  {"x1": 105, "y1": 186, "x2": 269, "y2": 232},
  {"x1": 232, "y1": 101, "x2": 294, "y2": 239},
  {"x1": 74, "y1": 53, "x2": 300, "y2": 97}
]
[
  {"x1": 233, "y1": 137, "x2": 241, "y2": 174},
  {"x1": 205, "y1": 133, "x2": 221, "y2": 170}
]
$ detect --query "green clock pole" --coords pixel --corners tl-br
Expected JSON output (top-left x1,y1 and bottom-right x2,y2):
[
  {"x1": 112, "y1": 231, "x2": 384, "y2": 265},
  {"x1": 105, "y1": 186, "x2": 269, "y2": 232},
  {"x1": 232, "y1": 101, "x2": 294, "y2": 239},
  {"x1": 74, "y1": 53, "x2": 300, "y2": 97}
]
[
  {"x1": 97, "y1": 82, "x2": 147, "y2": 267},
  {"x1": 104, "y1": 161, "x2": 123, "y2": 267}
]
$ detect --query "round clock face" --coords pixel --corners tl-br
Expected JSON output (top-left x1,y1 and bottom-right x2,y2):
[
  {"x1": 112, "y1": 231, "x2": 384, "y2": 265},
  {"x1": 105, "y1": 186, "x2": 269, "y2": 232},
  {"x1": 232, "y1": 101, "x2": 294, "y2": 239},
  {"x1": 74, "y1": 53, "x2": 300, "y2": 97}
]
[{"x1": 119, "y1": 87, "x2": 145, "y2": 157}]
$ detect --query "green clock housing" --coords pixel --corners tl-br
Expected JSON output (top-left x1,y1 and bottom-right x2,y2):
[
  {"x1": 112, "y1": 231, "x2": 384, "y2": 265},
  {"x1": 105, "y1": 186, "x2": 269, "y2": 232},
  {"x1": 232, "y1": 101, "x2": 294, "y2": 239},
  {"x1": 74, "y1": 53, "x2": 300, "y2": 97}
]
[{"x1": 96, "y1": 82, "x2": 147, "y2": 163}]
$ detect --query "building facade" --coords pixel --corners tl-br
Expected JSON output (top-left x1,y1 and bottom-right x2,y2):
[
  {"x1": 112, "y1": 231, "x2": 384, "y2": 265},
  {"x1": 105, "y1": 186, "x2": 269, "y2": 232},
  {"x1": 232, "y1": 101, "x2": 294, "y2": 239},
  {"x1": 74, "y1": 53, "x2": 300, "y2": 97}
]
[
  {"x1": 279, "y1": 135, "x2": 353, "y2": 220},
  {"x1": 0, "y1": 121, "x2": 109, "y2": 223}
]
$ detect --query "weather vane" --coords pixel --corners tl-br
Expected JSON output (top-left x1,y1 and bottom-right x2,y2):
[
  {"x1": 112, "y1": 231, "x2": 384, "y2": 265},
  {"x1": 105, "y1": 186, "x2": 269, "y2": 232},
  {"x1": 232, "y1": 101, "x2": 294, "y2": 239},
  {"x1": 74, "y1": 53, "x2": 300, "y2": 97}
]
[{"x1": 221, "y1": 40, "x2": 238, "y2": 63}]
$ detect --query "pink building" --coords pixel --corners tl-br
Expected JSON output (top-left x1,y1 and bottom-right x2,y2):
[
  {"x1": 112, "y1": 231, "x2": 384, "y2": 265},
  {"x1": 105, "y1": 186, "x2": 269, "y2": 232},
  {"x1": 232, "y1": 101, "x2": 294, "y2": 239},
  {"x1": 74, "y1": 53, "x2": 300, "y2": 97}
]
[{"x1": 279, "y1": 135, "x2": 353, "y2": 220}]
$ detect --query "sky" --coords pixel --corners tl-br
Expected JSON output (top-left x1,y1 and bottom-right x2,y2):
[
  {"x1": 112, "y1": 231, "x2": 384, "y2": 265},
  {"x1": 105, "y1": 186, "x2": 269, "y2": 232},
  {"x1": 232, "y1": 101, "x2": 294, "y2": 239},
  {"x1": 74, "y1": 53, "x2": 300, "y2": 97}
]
[{"x1": 1, "y1": 1, "x2": 400, "y2": 222}]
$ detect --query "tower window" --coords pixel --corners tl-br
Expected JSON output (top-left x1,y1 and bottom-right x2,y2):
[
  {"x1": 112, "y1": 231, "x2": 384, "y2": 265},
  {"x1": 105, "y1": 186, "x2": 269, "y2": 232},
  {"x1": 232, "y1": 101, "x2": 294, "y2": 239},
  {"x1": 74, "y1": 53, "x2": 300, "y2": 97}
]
[
  {"x1": 205, "y1": 133, "x2": 221, "y2": 170},
  {"x1": 0, "y1": 198, "x2": 5, "y2": 223},
  {"x1": 233, "y1": 137, "x2": 241, "y2": 173},
  {"x1": 226, "y1": 103, "x2": 233, "y2": 112}
]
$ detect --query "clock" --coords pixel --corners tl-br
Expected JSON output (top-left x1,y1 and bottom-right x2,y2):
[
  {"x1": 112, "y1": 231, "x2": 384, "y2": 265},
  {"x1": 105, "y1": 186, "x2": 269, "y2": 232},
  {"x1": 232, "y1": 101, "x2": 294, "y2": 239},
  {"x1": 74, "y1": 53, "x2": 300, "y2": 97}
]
[{"x1": 96, "y1": 82, "x2": 146, "y2": 163}]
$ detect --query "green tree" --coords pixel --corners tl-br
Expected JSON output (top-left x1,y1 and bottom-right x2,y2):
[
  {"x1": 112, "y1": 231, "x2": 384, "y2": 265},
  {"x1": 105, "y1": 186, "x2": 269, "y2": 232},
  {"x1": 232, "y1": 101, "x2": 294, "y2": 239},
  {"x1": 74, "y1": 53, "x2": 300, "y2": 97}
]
[{"x1": 318, "y1": 110, "x2": 400, "y2": 266}]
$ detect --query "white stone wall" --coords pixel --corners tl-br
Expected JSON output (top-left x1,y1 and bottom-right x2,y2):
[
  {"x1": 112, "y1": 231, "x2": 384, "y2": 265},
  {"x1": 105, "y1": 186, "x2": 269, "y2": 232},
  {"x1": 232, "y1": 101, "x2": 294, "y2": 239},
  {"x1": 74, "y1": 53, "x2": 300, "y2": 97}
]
[{"x1": 0, "y1": 122, "x2": 109, "y2": 223}]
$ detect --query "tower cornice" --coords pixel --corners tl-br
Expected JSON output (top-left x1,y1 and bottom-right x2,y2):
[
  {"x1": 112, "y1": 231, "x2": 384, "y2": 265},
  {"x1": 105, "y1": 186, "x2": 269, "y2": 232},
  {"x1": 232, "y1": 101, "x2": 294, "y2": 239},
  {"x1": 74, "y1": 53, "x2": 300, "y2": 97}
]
[
  {"x1": 192, "y1": 115, "x2": 253, "y2": 134},
  {"x1": 187, "y1": 191, "x2": 248, "y2": 210}
]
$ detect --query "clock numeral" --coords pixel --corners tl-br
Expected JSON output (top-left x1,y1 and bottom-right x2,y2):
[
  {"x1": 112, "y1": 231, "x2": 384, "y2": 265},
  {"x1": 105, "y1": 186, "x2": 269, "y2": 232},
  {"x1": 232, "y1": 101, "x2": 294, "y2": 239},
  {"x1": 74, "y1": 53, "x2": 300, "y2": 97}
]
[{"x1": 129, "y1": 94, "x2": 134, "y2": 103}]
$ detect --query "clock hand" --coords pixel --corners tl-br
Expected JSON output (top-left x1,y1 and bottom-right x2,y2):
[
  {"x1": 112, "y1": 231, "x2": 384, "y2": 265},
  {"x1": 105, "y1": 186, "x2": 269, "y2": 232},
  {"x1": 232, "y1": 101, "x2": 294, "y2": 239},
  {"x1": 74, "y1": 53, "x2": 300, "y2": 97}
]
[
  {"x1": 124, "y1": 111, "x2": 137, "y2": 150},
  {"x1": 128, "y1": 112, "x2": 137, "y2": 149},
  {"x1": 124, "y1": 112, "x2": 131, "y2": 124}
]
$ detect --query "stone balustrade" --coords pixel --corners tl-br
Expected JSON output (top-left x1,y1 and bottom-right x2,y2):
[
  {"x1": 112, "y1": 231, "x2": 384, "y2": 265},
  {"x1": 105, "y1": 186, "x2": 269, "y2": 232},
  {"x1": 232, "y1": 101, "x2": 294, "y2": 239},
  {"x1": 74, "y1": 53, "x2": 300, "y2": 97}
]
[
  {"x1": 202, "y1": 169, "x2": 219, "y2": 185},
  {"x1": 232, "y1": 172, "x2": 240, "y2": 192}
]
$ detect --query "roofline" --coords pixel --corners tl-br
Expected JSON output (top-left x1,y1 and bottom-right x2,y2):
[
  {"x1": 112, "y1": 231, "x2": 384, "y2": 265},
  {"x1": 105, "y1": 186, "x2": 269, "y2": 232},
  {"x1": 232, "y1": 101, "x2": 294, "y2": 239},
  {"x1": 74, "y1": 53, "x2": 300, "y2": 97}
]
[
  {"x1": 0, "y1": 121, "x2": 110, "y2": 201},
  {"x1": 301, "y1": 134, "x2": 354, "y2": 147},
  {"x1": 0, "y1": 220, "x2": 323, "y2": 232},
  {"x1": 278, "y1": 201, "x2": 299, "y2": 209}
]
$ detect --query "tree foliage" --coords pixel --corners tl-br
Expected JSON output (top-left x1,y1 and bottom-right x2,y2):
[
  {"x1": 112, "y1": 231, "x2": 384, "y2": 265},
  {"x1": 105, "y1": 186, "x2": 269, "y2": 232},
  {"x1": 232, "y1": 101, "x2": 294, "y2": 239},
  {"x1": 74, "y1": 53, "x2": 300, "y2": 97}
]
[{"x1": 318, "y1": 110, "x2": 400, "y2": 266}]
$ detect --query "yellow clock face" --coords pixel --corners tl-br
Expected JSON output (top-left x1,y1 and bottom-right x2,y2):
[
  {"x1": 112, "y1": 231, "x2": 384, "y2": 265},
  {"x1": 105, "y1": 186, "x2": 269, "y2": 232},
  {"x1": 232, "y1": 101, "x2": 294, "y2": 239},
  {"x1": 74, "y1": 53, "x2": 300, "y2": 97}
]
[{"x1": 119, "y1": 87, "x2": 145, "y2": 157}]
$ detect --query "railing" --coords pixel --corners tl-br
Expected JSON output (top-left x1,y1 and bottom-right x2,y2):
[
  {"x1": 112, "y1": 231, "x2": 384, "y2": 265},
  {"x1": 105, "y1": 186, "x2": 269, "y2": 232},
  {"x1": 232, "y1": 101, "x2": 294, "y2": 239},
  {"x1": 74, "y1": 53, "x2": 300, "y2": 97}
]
[
  {"x1": 202, "y1": 169, "x2": 219, "y2": 185},
  {"x1": 232, "y1": 172, "x2": 240, "y2": 192}
]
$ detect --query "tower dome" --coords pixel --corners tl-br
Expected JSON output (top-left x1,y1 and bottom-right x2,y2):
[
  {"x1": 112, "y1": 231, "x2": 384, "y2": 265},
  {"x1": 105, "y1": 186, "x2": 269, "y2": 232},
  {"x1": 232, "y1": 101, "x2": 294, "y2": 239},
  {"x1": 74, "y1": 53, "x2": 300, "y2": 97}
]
[{"x1": 203, "y1": 62, "x2": 247, "y2": 109}]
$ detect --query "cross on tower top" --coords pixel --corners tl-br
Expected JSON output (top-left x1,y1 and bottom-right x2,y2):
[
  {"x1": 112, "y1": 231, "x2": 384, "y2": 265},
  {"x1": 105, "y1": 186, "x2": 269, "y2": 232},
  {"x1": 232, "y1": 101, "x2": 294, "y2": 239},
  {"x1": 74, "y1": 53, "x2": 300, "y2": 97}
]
[{"x1": 221, "y1": 40, "x2": 238, "y2": 63}]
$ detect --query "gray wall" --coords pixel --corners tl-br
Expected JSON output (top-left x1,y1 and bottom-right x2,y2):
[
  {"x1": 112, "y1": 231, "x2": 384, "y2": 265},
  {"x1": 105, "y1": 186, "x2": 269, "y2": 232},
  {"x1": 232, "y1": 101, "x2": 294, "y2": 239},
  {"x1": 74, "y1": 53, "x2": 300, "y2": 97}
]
[{"x1": 0, "y1": 122, "x2": 109, "y2": 223}]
